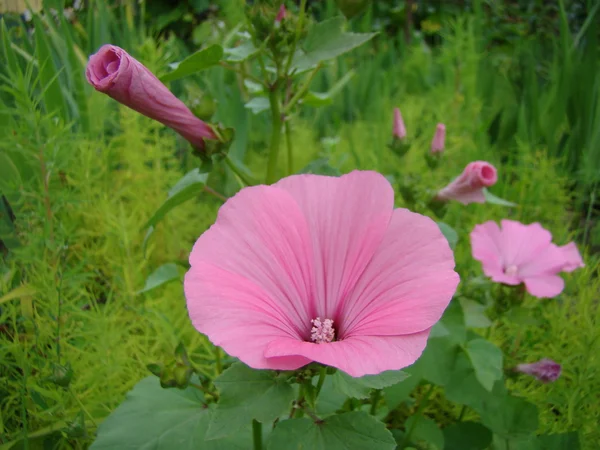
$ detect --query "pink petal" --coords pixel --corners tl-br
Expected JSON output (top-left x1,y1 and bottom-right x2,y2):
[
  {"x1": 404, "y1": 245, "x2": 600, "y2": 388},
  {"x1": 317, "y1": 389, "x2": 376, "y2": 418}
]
[
  {"x1": 336, "y1": 208, "x2": 459, "y2": 337},
  {"x1": 523, "y1": 275, "x2": 565, "y2": 298},
  {"x1": 185, "y1": 185, "x2": 317, "y2": 369},
  {"x1": 559, "y1": 242, "x2": 584, "y2": 272},
  {"x1": 264, "y1": 330, "x2": 431, "y2": 377},
  {"x1": 500, "y1": 220, "x2": 553, "y2": 268},
  {"x1": 471, "y1": 221, "x2": 505, "y2": 279},
  {"x1": 275, "y1": 171, "x2": 394, "y2": 319}
]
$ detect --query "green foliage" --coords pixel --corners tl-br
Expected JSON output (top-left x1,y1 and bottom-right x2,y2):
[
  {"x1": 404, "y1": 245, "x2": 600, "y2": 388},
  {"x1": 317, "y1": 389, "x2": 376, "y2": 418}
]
[{"x1": 330, "y1": 370, "x2": 410, "y2": 399}]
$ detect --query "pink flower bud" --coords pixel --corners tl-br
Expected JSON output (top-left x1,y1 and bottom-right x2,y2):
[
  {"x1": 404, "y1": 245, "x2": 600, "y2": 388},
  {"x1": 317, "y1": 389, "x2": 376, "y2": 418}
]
[
  {"x1": 516, "y1": 359, "x2": 561, "y2": 383},
  {"x1": 436, "y1": 161, "x2": 498, "y2": 205},
  {"x1": 86, "y1": 45, "x2": 217, "y2": 149},
  {"x1": 275, "y1": 4, "x2": 286, "y2": 23},
  {"x1": 393, "y1": 107, "x2": 407, "y2": 140},
  {"x1": 431, "y1": 123, "x2": 446, "y2": 153}
]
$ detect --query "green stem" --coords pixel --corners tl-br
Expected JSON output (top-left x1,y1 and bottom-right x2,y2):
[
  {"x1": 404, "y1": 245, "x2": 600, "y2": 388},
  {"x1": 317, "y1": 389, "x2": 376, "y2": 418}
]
[
  {"x1": 315, "y1": 365, "x2": 327, "y2": 397},
  {"x1": 69, "y1": 388, "x2": 98, "y2": 427},
  {"x1": 370, "y1": 390, "x2": 381, "y2": 416},
  {"x1": 266, "y1": 85, "x2": 282, "y2": 184},
  {"x1": 252, "y1": 420, "x2": 262, "y2": 450},
  {"x1": 283, "y1": 0, "x2": 308, "y2": 76},
  {"x1": 289, "y1": 383, "x2": 304, "y2": 418},
  {"x1": 457, "y1": 404, "x2": 467, "y2": 421},
  {"x1": 215, "y1": 347, "x2": 222, "y2": 374},
  {"x1": 285, "y1": 120, "x2": 294, "y2": 175},
  {"x1": 219, "y1": 62, "x2": 265, "y2": 87},
  {"x1": 282, "y1": 64, "x2": 322, "y2": 115},
  {"x1": 401, "y1": 384, "x2": 434, "y2": 449},
  {"x1": 223, "y1": 154, "x2": 254, "y2": 187}
]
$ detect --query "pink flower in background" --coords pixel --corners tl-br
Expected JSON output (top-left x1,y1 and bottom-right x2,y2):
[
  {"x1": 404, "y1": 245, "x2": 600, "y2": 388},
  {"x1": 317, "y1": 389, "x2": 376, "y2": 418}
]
[
  {"x1": 516, "y1": 358, "x2": 561, "y2": 383},
  {"x1": 86, "y1": 45, "x2": 217, "y2": 149},
  {"x1": 275, "y1": 4, "x2": 286, "y2": 23},
  {"x1": 436, "y1": 161, "x2": 497, "y2": 204},
  {"x1": 393, "y1": 107, "x2": 407, "y2": 140},
  {"x1": 470, "y1": 220, "x2": 584, "y2": 298},
  {"x1": 431, "y1": 123, "x2": 446, "y2": 153},
  {"x1": 184, "y1": 171, "x2": 459, "y2": 377}
]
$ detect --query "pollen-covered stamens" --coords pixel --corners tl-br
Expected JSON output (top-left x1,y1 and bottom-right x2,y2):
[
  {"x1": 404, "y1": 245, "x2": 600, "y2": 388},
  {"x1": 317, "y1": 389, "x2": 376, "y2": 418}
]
[
  {"x1": 504, "y1": 264, "x2": 518, "y2": 276},
  {"x1": 310, "y1": 317, "x2": 335, "y2": 344}
]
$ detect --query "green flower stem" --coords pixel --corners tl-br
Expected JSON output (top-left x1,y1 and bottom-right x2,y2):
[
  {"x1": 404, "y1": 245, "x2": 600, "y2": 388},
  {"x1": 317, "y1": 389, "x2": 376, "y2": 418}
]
[
  {"x1": 223, "y1": 154, "x2": 255, "y2": 187},
  {"x1": 282, "y1": 64, "x2": 322, "y2": 115},
  {"x1": 283, "y1": 0, "x2": 308, "y2": 76},
  {"x1": 266, "y1": 85, "x2": 283, "y2": 184},
  {"x1": 252, "y1": 419, "x2": 262, "y2": 450},
  {"x1": 289, "y1": 383, "x2": 305, "y2": 418},
  {"x1": 457, "y1": 404, "x2": 467, "y2": 421},
  {"x1": 214, "y1": 346, "x2": 222, "y2": 374},
  {"x1": 401, "y1": 383, "x2": 434, "y2": 449},
  {"x1": 285, "y1": 120, "x2": 294, "y2": 175},
  {"x1": 370, "y1": 390, "x2": 381, "y2": 416},
  {"x1": 315, "y1": 365, "x2": 327, "y2": 397}
]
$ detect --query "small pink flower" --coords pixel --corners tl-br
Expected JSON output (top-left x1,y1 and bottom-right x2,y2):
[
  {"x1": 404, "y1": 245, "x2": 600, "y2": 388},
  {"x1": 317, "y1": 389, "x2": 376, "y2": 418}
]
[
  {"x1": 436, "y1": 161, "x2": 498, "y2": 204},
  {"x1": 431, "y1": 123, "x2": 446, "y2": 153},
  {"x1": 184, "y1": 171, "x2": 460, "y2": 377},
  {"x1": 516, "y1": 359, "x2": 561, "y2": 383},
  {"x1": 470, "y1": 220, "x2": 584, "y2": 298},
  {"x1": 86, "y1": 45, "x2": 216, "y2": 149},
  {"x1": 393, "y1": 107, "x2": 407, "y2": 140},
  {"x1": 275, "y1": 4, "x2": 286, "y2": 23}
]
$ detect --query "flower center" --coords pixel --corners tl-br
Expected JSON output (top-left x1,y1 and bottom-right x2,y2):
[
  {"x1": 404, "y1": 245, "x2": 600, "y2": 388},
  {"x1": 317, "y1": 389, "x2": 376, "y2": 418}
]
[
  {"x1": 310, "y1": 317, "x2": 335, "y2": 344},
  {"x1": 504, "y1": 264, "x2": 518, "y2": 276}
]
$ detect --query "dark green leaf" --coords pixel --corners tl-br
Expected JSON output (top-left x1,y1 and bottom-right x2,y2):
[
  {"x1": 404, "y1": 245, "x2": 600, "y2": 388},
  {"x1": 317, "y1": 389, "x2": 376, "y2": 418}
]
[
  {"x1": 0, "y1": 153, "x2": 21, "y2": 192},
  {"x1": 143, "y1": 169, "x2": 208, "y2": 229},
  {"x1": 160, "y1": 45, "x2": 224, "y2": 83},
  {"x1": 91, "y1": 377, "x2": 246, "y2": 449},
  {"x1": 537, "y1": 432, "x2": 580, "y2": 450},
  {"x1": 483, "y1": 189, "x2": 517, "y2": 207},
  {"x1": 437, "y1": 222, "x2": 458, "y2": 250},
  {"x1": 505, "y1": 306, "x2": 541, "y2": 326},
  {"x1": 315, "y1": 377, "x2": 346, "y2": 417},
  {"x1": 464, "y1": 339, "x2": 503, "y2": 391},
  {"x1": 137, "y1": 263, "x2": 180, "y2": 294},
  {"x1": 225, "y1": 41, "x2": 258, "y2": 62},
  {"x1": 382, "y1": 368, "x2": 421, "y2": 410},
  {"x1": 245, "y1": 97, "x2": 270, "y2": 114},
  {"x1": 440, "y1": 301, "x2": 467, "y2": 345},
  {"x1": 266, "y1": 412, "x2": 396, "y2": 450},
  {"x1": 459, "y1": 298, "x2": 491, "y2": 328},
  {"x1": 331, "y1": 370, "x2": 410, "y2": 399},
  {"x1": 443, "y1": 421, "x2": 492, "y2": 450},
  {"x1": 480, "y1": 395, "x2": 538, "y2": 439},
  {"x1": 1, "y1": 19, "x2": 19, "y2": 75},
  {"x1": 293, "y1": 17, "x2": 376, "y2": 71},
  {"x1": 335, "y1": 0, "x2": 372, "y2": 19},
  {"x1": 412, "y1": 337, "x2": 460, "y2": 387},
  {"x1": 404, "y1": 415, "x2": 444, "y2": 450},
  {"x1": 207, "y1": 363, "x2": 295, "y2": 439}
]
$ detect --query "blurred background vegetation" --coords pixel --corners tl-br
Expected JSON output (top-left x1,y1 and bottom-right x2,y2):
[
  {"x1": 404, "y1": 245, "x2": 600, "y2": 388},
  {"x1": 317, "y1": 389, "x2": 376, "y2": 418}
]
[{"x1": 0, "y1": 0, "x2": 599, "y2": 448}]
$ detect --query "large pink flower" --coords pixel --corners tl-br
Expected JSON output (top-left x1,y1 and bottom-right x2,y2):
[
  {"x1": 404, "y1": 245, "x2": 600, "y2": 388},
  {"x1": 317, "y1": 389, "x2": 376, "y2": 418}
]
[
  {"x1": 471, "y1": 220, "x2": 584, "y2": 298},
  {"x1": 86, "y1": 45, "x2": 216, "y2": 149},
  {"x1": 184, "y1": 171, "x2": 459, "y2": 377},
  {"x1": 436, "y1": 161, "x2": 498, "y2": 204}
]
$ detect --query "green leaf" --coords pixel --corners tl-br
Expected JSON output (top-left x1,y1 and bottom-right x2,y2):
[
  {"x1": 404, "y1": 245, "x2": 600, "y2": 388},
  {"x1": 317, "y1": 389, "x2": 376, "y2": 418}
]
[
  {"x1": 1, "y1": 19, "x2": 19, "y2": 75},
  {"x1": 412, "y1": 337, "x2": 460, "y2": 387},
  {"x1": 90, "y1": 377, "x2": 246, "y2": 450},
  {"x1": 459, "y1": 298, "x2": 491, "y2": 328},
  {"x1": 224, "y1": 41, "x2": 259, "y2": 62},
  {"x1": 303, "y1": 70, "x2": 355, "y2": 107},
  {"x1": 480, "y1": 395, "x2": 538, "y2": 440},
  {"x1": 335, "y1": 0, "x2": 372, "y2": 19},
  {"x1": 464, "y1": 339, "x2": 503, "y2": 391},
  {"x1": 483, "y1": 189, "x2": 517, "y2": 207},
  {"x1": 0, "y1": 153, "x2": 21, "y2": 192},
  {"x1": 143, "y1": 169, "x2": 208, "y2": 229},
  {"x1": 437, "y1": 222, "x2": 458, "y2": 250},
  {"x1": 207, "y1": 363, "x2": 295, "y2": 439},
  {"x1": 331, "y1": 370, "x2": 410, "y2": 399},
  {"x1": 382, "y1": 369, "x2": 421, "y2": 410},
  {"x1": 245, "y1": 97, "x2": 270, "y2": 114},
  {"x1": 315, "y1": 377, "x2": 347, "y2": 417},
  {"x1": 160, "y1": 44, "x2": 224, "y2": 83},
  {"x1": 404, "y1": 415, "x2": 444, "y2": 450},
  {"x1": 298, "y1": 158, "x2": 342, "y2": 176},
  {"x1": 442, "y1": 421, "x2": 492, "y2": 450},
  {"x1": 33, "y1": 15, "x2": 68, "y2": 121},
  {"x1": 439, "y1": 301, "x2": 467, "y2": 346},
  {"x1": 537, "y1": 432, "x2": 580, "y2": 450},
  {"x1": 266, "y1": 412, "x2": 396, "y2": 450},
  {"x1": 293, "y1": 17, "x2": 376, "y2": 71},
  {"x1": 137, "y1": 263, "x2": 180, "y2": 294}
]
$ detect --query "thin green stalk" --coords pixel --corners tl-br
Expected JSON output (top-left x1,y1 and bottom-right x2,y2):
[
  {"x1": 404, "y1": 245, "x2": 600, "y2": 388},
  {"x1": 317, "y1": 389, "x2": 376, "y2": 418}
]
[
  {"x1": 315, "y1": 365, "x2": 327, "y2": 397},
  {"x1": 266, "y1": 85, "x2": 283, "y2": 184},
  {"x1": 252, "y1": 419, "x2": 262, "y2": 450},
  {"x1": 401, "y1": 384, "x2": 434, "y2": 449},
  {"x1": 69, "y1": 388, "x2": 98, "y2": 427},
  {"x1": 215, "y1": 347, "x2": 222, "y2": 374},
  {"x1": 457, "y1": 404, "x2": 467, "y2": 421},
  {"x1": 282, "y1": 64, "x2": 322, "y2": 115},
  {"x1": 370, "y1": 390, "x2": 381, "y2": 416},
  {"x1": 289, "y1": 383, "x2": 304, "y2": 418},
  {"x1": 219, "y1": 62, "x2": 265, "y2": 87},
  {"x1": 223, "y1": 154, "x2": 254, "y2": 187},
  {"x1": 285, "y1": 120, "x2": 294, "y2": 175},
  {"x1": 283, "y1": 0, "x2": 308, "y2": 76}
]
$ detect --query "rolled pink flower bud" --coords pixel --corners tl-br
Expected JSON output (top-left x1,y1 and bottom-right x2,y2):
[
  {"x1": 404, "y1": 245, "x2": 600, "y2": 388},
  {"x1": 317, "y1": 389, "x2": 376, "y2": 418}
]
[
  {"x1": 86, "y1": 44, "x2": 217, "y2": 149},
  {"x1": 436, "y1": 161, "x2": 498, "y2": 205},
  {"x1": 275, "y1": 4, "x2": 286, "y2": 23},
  {"x1": 516, "y1": 359, "x2": 561, "y2": 383},
  {"x1": 431, "y1": 123, "x2": 446, "y2": 153},
  {"x1": 393, "y1": 107, "x2": 407, "y2": 140}
]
